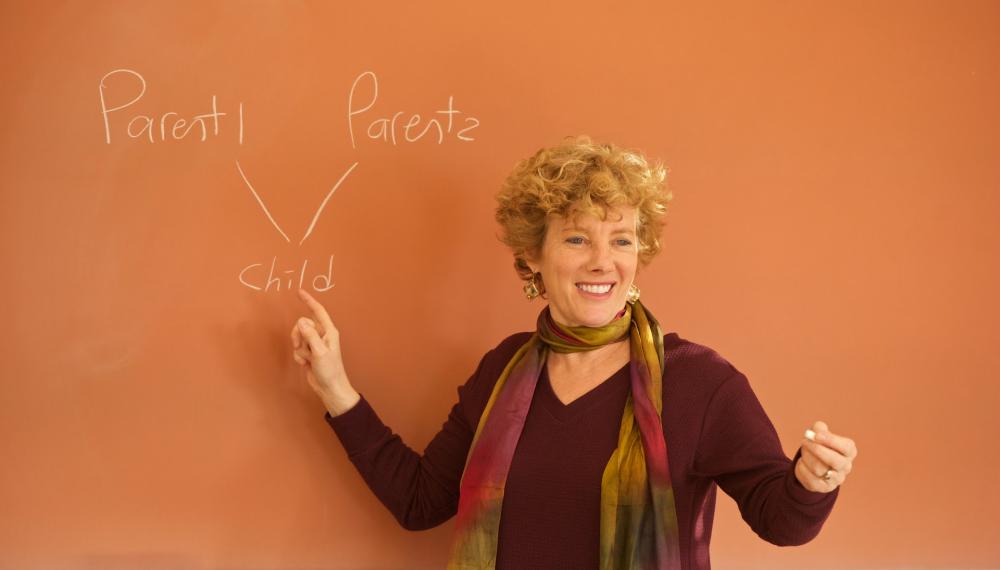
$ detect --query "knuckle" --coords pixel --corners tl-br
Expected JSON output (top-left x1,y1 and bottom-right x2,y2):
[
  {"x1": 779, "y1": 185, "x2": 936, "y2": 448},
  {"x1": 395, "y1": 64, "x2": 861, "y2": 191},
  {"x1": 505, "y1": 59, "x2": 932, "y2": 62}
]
[
  {"x1": 804, "y1": 441, "x2": 820, "y2": 456},
  {"x1": 800, "y1": 452, "x2": 812, "y2": 465}
]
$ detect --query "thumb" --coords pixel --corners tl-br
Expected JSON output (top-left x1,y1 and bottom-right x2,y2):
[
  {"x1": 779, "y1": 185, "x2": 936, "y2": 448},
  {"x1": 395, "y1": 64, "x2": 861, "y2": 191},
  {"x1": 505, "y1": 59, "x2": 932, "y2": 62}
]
[
  {"x1": 812, "y1": 420, "x2": 831, "y2": 442},
  {"x1": 805, "y1": 420, "x2": 830, "y2": 443}
]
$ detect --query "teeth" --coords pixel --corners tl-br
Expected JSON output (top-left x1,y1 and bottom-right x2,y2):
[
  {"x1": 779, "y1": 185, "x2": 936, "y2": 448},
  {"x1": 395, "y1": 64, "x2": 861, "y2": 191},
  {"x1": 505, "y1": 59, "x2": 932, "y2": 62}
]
[{"x1": 577, "y1": 283, "x2": 612, "y2": 294}]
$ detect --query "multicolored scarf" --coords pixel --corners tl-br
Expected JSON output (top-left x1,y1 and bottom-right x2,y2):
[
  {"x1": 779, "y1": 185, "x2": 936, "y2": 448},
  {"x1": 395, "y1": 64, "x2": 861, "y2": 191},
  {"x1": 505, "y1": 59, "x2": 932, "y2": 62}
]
[{"x1": 447, "y1": 300, "x2": 681, "y2": 569}]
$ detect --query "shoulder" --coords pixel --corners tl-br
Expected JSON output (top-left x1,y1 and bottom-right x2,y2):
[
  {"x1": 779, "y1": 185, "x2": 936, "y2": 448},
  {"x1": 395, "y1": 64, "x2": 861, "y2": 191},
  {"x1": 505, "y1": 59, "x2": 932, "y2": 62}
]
[
  {"x1": 492, "y1": 331, "x2": 535, "y2": 359},
  {"x1": 661, "y1": 332, "x2": 745, "y2": 399},
  {"x1": 454, "y1": 331, "x2": 534, "y2": 424},
  {"x1": 476, "y1": 331, "x2": 535, "y2": 378},
  {"x1": 463, "y1": 331, "x2": 534, "y2": 390}
]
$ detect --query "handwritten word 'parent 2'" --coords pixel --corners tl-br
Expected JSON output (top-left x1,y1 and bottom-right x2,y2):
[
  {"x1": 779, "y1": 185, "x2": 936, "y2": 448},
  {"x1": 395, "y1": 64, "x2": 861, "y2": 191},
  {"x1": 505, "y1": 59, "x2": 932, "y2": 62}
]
[
  {"x1": 99, "y1": 69, "x2": 244, "y2": 144},
  {"x1": 347, "y1": 70, "x2": 480, "y2": 149}
]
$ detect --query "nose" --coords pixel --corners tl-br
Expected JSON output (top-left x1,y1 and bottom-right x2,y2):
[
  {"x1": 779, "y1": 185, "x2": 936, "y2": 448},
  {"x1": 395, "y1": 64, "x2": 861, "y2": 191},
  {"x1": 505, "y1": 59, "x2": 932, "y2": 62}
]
[{"x1": 588, "y1": 241, "x2": 614, "y2": 273}]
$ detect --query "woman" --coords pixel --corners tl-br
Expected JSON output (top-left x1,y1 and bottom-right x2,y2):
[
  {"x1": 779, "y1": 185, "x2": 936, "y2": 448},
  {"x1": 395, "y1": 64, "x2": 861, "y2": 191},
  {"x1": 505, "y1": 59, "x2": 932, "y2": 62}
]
[{"x1": 291, "y1": 137, "x2": 857, "y2": 570}]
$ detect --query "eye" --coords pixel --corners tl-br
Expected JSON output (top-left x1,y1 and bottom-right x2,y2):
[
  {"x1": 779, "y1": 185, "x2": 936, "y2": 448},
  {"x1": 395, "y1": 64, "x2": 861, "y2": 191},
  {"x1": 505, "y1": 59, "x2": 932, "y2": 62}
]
[
  {"x1": 566, "y1": 236, "x2": 586, "y2": 245},
  {"x1": 614, "y1": 238, "x2": 634, "y2": 247}
]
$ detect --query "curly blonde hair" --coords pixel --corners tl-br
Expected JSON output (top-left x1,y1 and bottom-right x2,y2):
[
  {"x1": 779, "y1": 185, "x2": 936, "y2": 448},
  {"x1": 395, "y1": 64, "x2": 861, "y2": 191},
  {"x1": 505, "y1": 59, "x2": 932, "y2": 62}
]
[{"x1": 495, "y1": 135, "x2": 672, "y2": 284}]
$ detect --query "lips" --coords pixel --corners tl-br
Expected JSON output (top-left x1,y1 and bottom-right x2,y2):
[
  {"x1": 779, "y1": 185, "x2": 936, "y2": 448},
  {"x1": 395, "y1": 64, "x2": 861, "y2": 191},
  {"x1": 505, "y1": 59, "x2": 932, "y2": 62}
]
[{"x1": 576, "y1": 282, "x2": 614, "y2": 297}]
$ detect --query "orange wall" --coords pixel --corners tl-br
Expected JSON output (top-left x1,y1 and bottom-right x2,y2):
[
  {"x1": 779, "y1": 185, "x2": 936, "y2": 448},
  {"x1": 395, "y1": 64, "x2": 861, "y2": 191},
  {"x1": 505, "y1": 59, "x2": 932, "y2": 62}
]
[{"x1": 1, "y1": 1, "x2": 998, "y2": 568}]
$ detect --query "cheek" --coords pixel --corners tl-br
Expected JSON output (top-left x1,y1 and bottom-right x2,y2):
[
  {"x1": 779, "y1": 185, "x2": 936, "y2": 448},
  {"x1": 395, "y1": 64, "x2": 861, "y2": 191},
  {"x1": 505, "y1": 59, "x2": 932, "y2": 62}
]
[{"x1": 619, "y1": 257, "x2": 638, "y2": 275}]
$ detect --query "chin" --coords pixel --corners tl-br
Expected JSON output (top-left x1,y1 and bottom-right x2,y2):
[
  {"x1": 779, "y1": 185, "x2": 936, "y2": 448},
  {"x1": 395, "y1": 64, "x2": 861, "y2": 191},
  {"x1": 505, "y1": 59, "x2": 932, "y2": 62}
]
[
  {"x1": 577, "y1": 309, "x2": 624, "y2": 328},
  {"x1": 552, "y1": 296, "x2": 627, "y2": 328}
]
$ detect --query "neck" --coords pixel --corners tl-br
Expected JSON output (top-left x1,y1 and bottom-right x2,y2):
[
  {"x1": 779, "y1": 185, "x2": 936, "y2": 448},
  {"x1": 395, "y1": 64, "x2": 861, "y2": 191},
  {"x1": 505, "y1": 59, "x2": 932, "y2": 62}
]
[{"x1": 547, "y1": 338, "x2": 628, "y2": 370}]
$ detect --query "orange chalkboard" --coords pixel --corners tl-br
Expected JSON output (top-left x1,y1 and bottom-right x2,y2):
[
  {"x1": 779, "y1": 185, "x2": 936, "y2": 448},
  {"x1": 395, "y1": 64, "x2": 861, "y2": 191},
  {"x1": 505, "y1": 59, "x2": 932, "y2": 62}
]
[{"x1": 2, "y1": 1, "x2": 999, "y2": 568}]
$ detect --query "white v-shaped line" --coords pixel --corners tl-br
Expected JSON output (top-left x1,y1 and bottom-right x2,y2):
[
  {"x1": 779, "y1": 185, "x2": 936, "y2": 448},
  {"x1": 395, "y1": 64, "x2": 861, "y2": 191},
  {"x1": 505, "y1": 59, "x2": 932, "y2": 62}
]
[{"x1": 236, "y1": 159, "x2": 359, "y2": 245}]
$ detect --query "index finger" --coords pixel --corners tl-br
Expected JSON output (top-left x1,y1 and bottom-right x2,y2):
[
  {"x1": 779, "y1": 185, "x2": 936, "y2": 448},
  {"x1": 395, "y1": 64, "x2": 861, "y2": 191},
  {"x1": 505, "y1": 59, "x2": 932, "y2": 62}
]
[{"x1": 297, "y1": 288, "x2": 335, "y2": 335}]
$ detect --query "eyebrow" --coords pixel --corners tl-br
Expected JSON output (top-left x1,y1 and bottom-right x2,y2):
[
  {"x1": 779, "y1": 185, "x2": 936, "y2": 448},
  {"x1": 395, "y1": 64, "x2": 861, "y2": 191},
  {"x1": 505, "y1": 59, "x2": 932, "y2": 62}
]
[{"x1": 560, "y1": 225, "x2": 636, "y2": 235}]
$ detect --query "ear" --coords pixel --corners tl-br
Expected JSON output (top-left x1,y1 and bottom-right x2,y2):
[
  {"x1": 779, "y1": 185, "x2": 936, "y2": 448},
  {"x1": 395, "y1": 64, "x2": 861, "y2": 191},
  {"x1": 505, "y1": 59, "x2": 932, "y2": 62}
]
[{"x1": 522, "y1": 250, "x2": 541, "y2": 275}]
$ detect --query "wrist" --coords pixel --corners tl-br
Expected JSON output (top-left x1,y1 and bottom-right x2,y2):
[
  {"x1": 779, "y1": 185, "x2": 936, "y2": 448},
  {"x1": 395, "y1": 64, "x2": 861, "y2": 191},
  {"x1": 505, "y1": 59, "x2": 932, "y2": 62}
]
[{"x1": 323, "y1": 386, "x2": 361, "y2": 417}]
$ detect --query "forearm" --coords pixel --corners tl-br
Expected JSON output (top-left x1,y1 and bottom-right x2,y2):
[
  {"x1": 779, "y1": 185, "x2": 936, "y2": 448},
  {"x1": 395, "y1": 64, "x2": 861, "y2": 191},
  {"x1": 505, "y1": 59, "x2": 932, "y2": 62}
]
[
  {"x1": 325, "y1": 395, "x2": 470, "y2": 530},
  {"x1": 720, "y1": 450, "x2": 839, "y2": 546},
  {"x1": 696, "y1": 372, "x2": 841, "y2": 546}
]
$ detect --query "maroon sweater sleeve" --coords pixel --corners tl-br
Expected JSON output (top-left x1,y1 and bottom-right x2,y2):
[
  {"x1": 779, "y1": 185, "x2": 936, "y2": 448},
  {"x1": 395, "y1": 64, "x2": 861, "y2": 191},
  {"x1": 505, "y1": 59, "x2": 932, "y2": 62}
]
[
  {"x1": 322, "y1": 338, "x2": 510, "y2": 531},
  {"x1": 691, "y1": 370, "x2": 839, "y2": 546}
]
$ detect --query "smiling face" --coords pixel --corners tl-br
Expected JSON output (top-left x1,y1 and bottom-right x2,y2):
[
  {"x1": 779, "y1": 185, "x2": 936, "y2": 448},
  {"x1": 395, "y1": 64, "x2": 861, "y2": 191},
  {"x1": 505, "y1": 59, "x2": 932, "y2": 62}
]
[{"x1": 526, "y1": 206, "x2": 640, "y2": 328}]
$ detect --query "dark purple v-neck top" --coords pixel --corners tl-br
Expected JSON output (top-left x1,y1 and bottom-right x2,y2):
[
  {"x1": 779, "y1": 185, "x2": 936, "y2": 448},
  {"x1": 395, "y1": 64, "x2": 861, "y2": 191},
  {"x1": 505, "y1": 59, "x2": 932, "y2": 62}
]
[{"x1": 325, "y1": 332, "x2": 839, "y2": 569}]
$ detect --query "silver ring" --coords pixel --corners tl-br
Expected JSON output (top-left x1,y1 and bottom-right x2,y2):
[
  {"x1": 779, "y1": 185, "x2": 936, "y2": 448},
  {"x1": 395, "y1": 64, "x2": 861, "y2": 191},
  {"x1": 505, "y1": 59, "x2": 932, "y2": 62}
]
[{"x1": 822, "y1": 468, "x2": 835, "y2": 482}]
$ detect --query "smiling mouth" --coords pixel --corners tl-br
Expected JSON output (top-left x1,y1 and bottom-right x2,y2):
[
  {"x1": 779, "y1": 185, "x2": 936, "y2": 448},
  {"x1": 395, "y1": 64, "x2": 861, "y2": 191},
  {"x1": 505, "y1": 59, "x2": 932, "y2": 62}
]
[{"x1": 576, "y1": 283, "x2": 614, "y2": 295}]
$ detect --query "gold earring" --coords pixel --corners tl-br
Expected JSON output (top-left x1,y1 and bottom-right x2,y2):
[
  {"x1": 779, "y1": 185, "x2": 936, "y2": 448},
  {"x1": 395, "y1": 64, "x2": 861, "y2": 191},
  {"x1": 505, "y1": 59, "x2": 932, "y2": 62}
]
[
  {"x1": 626, "y1": 283, "x2": 640, "y2": 304},
  {"x1": 523, "y1": 274, "x2": 540, "y2": 300}
]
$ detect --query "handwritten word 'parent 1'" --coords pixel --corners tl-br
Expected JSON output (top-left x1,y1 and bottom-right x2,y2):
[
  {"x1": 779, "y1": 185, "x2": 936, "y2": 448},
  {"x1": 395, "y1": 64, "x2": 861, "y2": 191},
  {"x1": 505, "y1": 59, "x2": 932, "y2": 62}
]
[
  {"x1": 99, "y1": 69, "x2": 244, "y2": 144},
  {"x1": 348, "y1": 71, "x2": 480, "y2": 149}
]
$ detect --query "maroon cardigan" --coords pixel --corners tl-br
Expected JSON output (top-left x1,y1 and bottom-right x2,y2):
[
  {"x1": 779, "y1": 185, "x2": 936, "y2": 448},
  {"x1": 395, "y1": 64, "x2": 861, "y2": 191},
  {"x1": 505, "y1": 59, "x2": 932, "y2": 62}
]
[{"x1": 326, "y1": 332, "x2": 839, "y2": 569}]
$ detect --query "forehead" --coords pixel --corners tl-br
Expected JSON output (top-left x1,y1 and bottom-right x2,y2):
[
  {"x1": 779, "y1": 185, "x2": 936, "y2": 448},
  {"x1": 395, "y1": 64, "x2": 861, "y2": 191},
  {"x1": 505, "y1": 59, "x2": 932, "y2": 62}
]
[{"x1": 550, "y1": 206, "x2": 638, "y2": 231}]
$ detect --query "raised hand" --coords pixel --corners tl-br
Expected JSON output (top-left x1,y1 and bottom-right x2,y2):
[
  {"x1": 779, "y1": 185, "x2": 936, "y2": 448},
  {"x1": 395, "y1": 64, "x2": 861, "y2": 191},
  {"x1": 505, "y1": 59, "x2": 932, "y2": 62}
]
[
  {"x1": 291, "y1": 289, "x2": 360, "y2": 416},
  {"x1": 795, "y1": 420, "x2": 857, "y2": 493}
]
